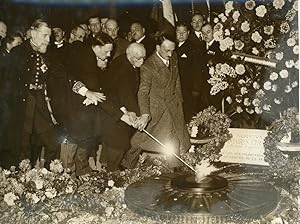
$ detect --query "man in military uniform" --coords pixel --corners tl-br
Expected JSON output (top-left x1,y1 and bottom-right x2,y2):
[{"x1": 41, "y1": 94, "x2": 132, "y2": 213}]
[{"x1": 3, "y1": 19, "x2": 67, "y2": 168}]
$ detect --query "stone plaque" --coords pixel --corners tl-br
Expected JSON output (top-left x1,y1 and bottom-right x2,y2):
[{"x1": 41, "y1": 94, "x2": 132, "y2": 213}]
[{"x1": 220, "y1": 128, "x2": 269, "y2": 166}]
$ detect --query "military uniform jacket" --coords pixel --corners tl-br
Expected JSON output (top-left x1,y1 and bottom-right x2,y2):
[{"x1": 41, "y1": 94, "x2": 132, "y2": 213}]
[{"x1": 2, "y1": 40, "x2": 69, "y2": 148}]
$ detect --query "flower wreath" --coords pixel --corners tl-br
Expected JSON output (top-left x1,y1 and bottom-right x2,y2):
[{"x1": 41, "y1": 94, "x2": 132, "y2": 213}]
[
  {"x1": 263, "y1": 107, "x2": 300, "y2": 196},
  {"x1": 181, "y1": 106, "x2": 232, "y2": 166}
]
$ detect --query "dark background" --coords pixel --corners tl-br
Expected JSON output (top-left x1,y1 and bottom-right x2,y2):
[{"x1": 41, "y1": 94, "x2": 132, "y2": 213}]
[{"x1": 0, "y1": 0, "x2": 196, "y2": 35}]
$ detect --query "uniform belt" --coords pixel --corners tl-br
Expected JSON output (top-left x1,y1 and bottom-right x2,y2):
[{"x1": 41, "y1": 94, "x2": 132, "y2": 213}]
[{"x1": 29, "y1": 83, "x2": 45, "y2": 90}]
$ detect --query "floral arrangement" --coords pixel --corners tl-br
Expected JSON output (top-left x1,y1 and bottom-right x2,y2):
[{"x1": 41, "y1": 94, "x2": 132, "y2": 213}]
[
  {"x1": 182, "y1": 106, "x2": 232, "y2": 167},
  {"x1": 263, "y1": 107, "x2": 300, "y2": 196},
  {"x1": 0, "y1": 157, "x2": 169, "y2": 223},
  {"x1": 209, "y1": 0, "x2": 298, "y2": 119}
]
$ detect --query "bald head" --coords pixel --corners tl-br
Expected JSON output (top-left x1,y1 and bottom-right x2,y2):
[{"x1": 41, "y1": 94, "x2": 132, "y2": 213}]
[
  {"x1": 0, "y1": 21, "x2": 7, "y2": 39},
  {"x1": 126, "y1": 43, "x2": 146, "y2": 68},
  {"x1": 104, "y1": 19, "x2": 119, "y2": 39}
]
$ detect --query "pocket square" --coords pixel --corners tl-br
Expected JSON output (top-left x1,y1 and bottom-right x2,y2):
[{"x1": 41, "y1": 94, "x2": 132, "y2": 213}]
[{"x1": 181, "y1": 53, "x2": 187, "y2": 58}]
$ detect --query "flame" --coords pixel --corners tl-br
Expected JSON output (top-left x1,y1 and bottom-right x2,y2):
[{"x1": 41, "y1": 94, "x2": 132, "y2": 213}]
[{"x1": 195, "y1": 159, "x2": 219, "y2": 183}]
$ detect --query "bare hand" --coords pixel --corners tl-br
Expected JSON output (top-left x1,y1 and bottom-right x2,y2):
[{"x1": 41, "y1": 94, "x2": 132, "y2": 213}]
[
  {"x1": 134, "y1": 114, "x2": 151, "y2": 131},
  {"x1": 85, "y1": 90, "x2": 106, "y2": 105}
]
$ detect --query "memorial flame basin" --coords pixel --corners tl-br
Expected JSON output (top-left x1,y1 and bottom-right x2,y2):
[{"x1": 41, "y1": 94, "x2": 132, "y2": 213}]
[{"x1": 125, "y1": 172, "x2": 279, "y2": 223}]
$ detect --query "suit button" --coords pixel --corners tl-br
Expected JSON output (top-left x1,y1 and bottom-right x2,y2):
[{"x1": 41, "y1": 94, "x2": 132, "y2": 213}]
[
  {"x1": 24, "y1": 84, "x2": 28, "y2": 87},
  {"x1": 22, "y1": 99, "x2": 26, "y2": 102}
]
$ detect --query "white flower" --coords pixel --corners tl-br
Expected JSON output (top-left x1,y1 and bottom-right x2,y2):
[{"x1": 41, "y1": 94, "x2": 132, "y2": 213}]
[
  {"x1": 285, "y1": 60, "x2": 295, "y2": 68},
  {"x1": 246, "y1": 108, "x2": 255, "y2": 114},
  {"x1": 225, "y1": 1, "x2": 234, "y2": 15},
  {"x1": 236, "y1": 106, "x2": 243, "y2": 113},
  {"x1": 295, "y1": 60, "x2": 299, "y2": 69},
  {"x1": 49, "y1": 159, "x2": 64, "y2": 174},
  {"x1": 241, "y1": 21, "x2": 250, "y2": 32},
  {"x1": 279, "y1": 70, "x2": 289, "y2": 78},
  {"x1": 270, "y1": 72, "x2": 279, "y2": 81},
  {"x1": 234, "y1": 40, "x2": 244, "y2": 50},
  {"x1": 238, "y1": 79, "x2": 246, "y2": 85},
  {"x1": 252, "y1": 98, "x2": 261, "y2": 107},
  {"x1": 108, "y1": 180, "x2": 115, "y2": 187},
  {"x1": 251, "y1": 31, "x2": 263, "y2": 43},
  {"x1": 3, "y1": 169, "x2": 11, "y2": 176},
  {"x1": 19, "y1": 159, "x2": 31, "y2": 172},
  {"x1": 244, "y1": 98, "x2": 251, "y2": 106},
  {"x1": 263, "y1": 104, "x2": 271, "y2": 111},
  {"x1": 256, "y1": 89, "x2": 265, "y2": 97},
  {"x1": 255, "y1": 107, "x2": 263, "y2": 114},
  {"x1": 241, "y1": 87, "x2": 248, "y2": 95},
  {"x1": 213, "y1": 17, "x2": 219, "y2": 23},
  {"x1": 256, "y1": 5, "x2": 267, "y2": 17},
  {"x1": 65, "y1": 185, "x2": 74, "y2": 194},
  {"x1": 226, "y1": 96, "x2": 232, "y2": 104},
  {"x1": 34, "y1": 178, "x2": 44, "y2": 190},
  {"x1": 263, "y1": 81, "x2": 272, "y2": 90},
  {"x1": 231, "y1": 26, "x2": 235, "y2": 31},
  {"x1": 273, "y1": 0, "x2": 285, "y2": 10},
  {"x1": 188, "y1": 145, "x2": 195, "y2": 153},
  {"x1": 293, "y1": 0, "x2": 298, "y2": 10},
  {"x1": 291, "y1": 81, "x2": 298, "y2": 88},
  {"x1": 264, "y1": 25, "x2": 274, "y2": 35},
  {"x1": 224, "y1": 29, "x2": 230, "y2": 36},
  {"x1": 31, "y1": 193, "x2": 40, "y2": 204},
  {"x1": 272, "y1": 84, "x2": 278, "y2": 92},
  {"x1": 270, "y1": 217, "x2": 284, "y2": 224},
  {"x1": 213, "y1": 30, "x2": 223, "y2": 42},
  {"x1": 235, "y1": 64, "x2": 246, "y2": 75},
  {"x1": 253, "y1": 81, "x2": 260, "y2": 89},
  {"x1": 275, "y1": 52, "x2": 284, "y2": 60},
  {"x1": 236, "y1": 95, "x2": 243, "y2": 103},
  {"x1": 264, "y1": 39, "x2": 276, "y2": 48},
  {"x1": 45, "y1": 188, "x2": 57, "y2": 199},
  {"x1": 213, "y1": 23, "x2": 223, "y2": 32},
  {"x1": 232, "y1": 11, "x2": 240, "y2": 22},
  {"x1": 252, "y1": 47, "x2": 259, "y2": 55},
  {"x1": 4, "y1": 192, "x2": 18, "y2": 206},
  {"x1": 293, "y1": 45, "x2": 299, "y2": 54},
  {"x1": 285, "y1": 85, "x2": 292, "y2": 93},
  {"x1": 105, "y1": 206, "x2": 114, "y2": 216},
  {"x1": 245, "y1": 0, "x2": 256, "y2": 10},
  {"x1": 287, "y1": 37, "x2": 296, "y2": 46},
  {"x1": 40, "y1": 168, "x2": 49, "y2": 175},
  {"x1": 274, "y1": 98, "x2": 282, "y2": 104},
  {"x1": 280, "y1": 22, "x2": 290, "y2": 33},
  {"x1": 221, "y1": 15, "x2": 227, "y2": 23}
]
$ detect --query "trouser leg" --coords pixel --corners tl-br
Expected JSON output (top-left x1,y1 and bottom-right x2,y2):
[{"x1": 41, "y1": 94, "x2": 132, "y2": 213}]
[
  {"x1": 60, "y1": 143, "x2": 77, "y2": 173},
  {"x1": 104, "y1": 144, "x2": 126, "y2": 172},
  {"x1": 75, "y1": 146, "x2": 91, "y2": 176},
  {"x1": 38, "y1": 129, "x2": 60, "y2": 169}
]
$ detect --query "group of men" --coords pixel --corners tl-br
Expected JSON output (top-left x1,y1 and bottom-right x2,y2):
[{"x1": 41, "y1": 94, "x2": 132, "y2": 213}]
[{"x1": 0, "y1": 11, "x2": 224, "y2": 175}]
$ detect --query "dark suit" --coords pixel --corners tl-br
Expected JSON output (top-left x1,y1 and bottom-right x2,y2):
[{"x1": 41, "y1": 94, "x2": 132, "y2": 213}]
[
  {"x1": 176, "y1": 41, "x2": 195, "y2": 122},
  {"x1": 193, "y1": 0, "x2": 225, "y2": 21},
  {"x1": 111, "y1": 37, "x2": 129, "y2": 60},
  {"x1": 188, "y1": 31, "x2": 209, "y2": 112},
  {"x1": 100, "y1": 54, "x2": 140, "y2": 171},
  {"x1": 1, "y1": 40, "x2": 68, "y2": 168},
  {"x1": 139, "y1": 35, "x2": 156, "y2": 58}
]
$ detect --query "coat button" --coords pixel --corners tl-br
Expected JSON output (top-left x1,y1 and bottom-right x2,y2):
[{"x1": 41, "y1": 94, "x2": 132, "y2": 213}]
[
  {"x1": 24, "y1": 84, "x2": 28, "y2": 87},
  {"x1": 22, "y1": 99, "x2": 26, "y2": 102}
]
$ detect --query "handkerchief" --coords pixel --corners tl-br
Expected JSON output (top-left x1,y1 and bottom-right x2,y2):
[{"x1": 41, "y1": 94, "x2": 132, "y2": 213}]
[{"x1": 181, "y1": 53, "x2": 187, "y2": 58}]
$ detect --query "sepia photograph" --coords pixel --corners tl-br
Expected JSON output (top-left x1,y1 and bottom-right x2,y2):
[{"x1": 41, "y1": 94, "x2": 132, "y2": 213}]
[{"x1": 0, "y1": 0, "x2": 299, "y2": 223}]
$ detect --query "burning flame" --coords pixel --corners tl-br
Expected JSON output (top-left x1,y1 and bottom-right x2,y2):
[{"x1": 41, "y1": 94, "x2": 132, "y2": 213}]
[{"x1": 195, "y1": 159, "x2": 219, "y2": 183}]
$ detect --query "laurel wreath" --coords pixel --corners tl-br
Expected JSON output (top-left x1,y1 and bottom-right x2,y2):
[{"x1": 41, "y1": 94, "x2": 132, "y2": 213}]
[
  {"x1": 181, "y1": 106, "x2": 232, "y2": 166},
  {"x1": 263, "y1": 107, "x2": 300, "y2": 196}
]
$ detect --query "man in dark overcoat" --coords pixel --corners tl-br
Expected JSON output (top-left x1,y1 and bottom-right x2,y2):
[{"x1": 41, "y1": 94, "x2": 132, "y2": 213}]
[{"x1": 99, "y1": 43, "x2": 146, "y2": 171}]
